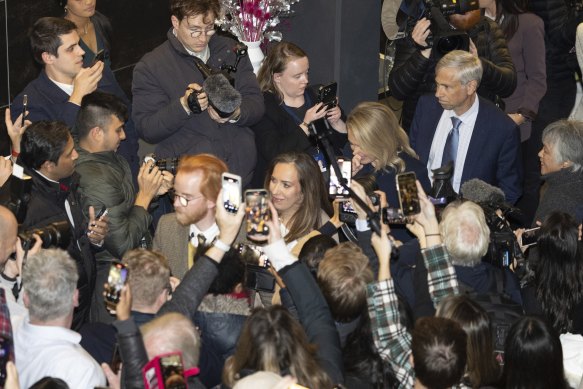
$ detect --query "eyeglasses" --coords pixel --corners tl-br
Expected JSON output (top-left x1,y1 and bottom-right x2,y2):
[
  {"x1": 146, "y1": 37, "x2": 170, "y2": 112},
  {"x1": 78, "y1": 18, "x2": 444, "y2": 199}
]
[
  {"x1": 189, "y1": 27, "x2": 216, "y2": 38},
  {"x1": 170, "y1": 190, "x2": 204, "y2": 207}
]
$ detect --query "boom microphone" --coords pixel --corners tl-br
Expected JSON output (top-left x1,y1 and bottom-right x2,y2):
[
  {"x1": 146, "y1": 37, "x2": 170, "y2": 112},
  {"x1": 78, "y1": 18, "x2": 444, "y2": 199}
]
[
  {"x1": 203, "y1": 73, "x2": 242, "y2": 118},
  {"x1": 460, "y1": 179, "x2": 506, "y2": 208}
]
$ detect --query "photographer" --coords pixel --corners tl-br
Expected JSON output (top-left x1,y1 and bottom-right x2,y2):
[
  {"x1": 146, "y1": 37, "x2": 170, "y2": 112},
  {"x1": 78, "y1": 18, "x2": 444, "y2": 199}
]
[
  {"x1": 17, "y1": 121, "x2": 108, "y2": 329},
  {"x1": 131, "y1": 0, "x2": 264, "y2": 188},
  {"x1": 389, "y1": 1, "x2": 516, "y2": 131},
  {"x1": 75, "y1": 91, "x2": 171, "y2": 323}
]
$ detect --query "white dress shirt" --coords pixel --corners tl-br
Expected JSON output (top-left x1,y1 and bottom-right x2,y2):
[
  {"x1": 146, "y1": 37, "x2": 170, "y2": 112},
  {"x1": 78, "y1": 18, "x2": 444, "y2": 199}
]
[
  {"x1": 427, "y1": 97, "x2": 480, "y2": 192},
  {"x1": 15, "y1": 320, "x2": 106, "y2": 389}
]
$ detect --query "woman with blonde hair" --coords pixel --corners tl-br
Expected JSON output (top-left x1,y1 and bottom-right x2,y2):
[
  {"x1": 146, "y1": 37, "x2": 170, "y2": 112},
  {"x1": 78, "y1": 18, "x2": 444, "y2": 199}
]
[{"x1": 346, "y1": 101, "x2": 430, "y2": 240}]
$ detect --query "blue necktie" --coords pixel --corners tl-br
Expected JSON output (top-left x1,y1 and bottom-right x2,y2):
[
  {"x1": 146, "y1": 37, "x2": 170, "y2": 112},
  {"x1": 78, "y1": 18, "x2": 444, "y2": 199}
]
[{"x1": 442, "y1": 116, "x2": 462, "y2": 166}]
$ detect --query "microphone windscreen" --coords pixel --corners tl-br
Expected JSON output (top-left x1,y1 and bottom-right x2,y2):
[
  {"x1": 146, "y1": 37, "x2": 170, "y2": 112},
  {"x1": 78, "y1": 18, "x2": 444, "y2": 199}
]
[
  {"x1": 203, "y1": 74, "x2": 242, "y2": 118},
  {"x1": 460, "y1": 179, "x2": 506, "y2": 206}
]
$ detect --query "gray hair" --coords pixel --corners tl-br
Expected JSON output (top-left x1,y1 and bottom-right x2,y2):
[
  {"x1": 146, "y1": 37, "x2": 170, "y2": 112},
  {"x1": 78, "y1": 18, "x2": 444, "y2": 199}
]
[
  {"x1": 22, "y1": 248, "x2": 79, "y2": 322},
  {"x1": 542, "y1": 119, "x2": 583, "y2": 173},
  {"x1": 440, "y1": 201, "x2": 490, "y2": 266},
  {"x1": 436, "y1": 50, "x2": 483, "y2": 85},
  {"x1": 141, "y1": 313, "x2": 201, "y2": 369}
]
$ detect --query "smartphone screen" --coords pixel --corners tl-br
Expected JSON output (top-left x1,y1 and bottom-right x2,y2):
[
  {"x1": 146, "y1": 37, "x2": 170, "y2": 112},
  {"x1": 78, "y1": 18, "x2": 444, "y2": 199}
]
[
  {"x1": 160, "y1": 353, "x2": 186, "y2": 389},
  {"x1": 104, "y1": 262, "x2": 129, "y2": 310},
  {"x1": 396, "y1": 172, "x2": 420, "y2": 216},
  {"x1": 329, "y1": 158, "x2": 351, "y2": 198},
  {"x1": 521, "y1": 227, "x2": 541, "y2": 247},
  {"x1": 245, "y1": 189, "x2": 269, "y2": 236},
  {"x1": 222, "y1": 173, "x2": 242, "y2": 213}
]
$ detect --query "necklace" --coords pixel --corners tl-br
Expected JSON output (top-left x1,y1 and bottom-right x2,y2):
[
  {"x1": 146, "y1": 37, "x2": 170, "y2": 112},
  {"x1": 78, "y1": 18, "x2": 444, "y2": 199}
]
[{"x1": 78, "y1": 21, "x2": 90, "y2": 36}]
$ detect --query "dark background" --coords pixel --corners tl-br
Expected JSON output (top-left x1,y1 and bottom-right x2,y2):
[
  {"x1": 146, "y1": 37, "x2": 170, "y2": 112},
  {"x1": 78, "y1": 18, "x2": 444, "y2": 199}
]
[{"x1": 0, "y1": 0, "x2": 384, "y2": 153}]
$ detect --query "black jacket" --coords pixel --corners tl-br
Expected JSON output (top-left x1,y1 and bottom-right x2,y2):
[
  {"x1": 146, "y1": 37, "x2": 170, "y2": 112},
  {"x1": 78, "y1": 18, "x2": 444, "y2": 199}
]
[
  {"x1": 22, "y1": 171, "x2": 96, "y2": 330},
  {"x1": 389, "y1": 16, "x2": 516, "y2": 131},
  {"x1": 529, "y1": 0, "x2": 583, "y2": 85}
]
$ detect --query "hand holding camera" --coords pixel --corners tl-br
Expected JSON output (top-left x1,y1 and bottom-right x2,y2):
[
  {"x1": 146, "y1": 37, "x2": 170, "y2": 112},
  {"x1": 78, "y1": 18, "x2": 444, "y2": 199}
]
[
  {"x1": 181, "y1": 83, "x2": 208, "y2": 114},
  {"x1": 135, "y1": 161, "x2": 164, "y2": 210},
  {"x1": 412, "y1": 17, "x2": 433, "y2": 57}
]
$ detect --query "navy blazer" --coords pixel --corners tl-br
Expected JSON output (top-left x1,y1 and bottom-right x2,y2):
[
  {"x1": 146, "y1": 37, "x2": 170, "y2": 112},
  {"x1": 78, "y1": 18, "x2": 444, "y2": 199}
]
[
  {"x1": 409, "y1": 94, "x2": 523, "y2": 204},
  {"x1": 10, "y1": 68, "x2": 140, "y2": 178}
]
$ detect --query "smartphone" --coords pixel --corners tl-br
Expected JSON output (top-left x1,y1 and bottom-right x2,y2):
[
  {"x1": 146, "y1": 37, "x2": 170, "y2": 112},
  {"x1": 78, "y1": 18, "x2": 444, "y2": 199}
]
[
  {"x1": 143, "y1": 352, "x2": 186, "y2": 389},
  {"x1": 329, "y1": 157, "x2": 351, "y2": 198},
  {"x1": 95, "y1": 207, "x2": 108, "y2": 220},
  {"x1": 92, "y1": 49, "x2": 105, "y2": 66},
  {"x1": 317, "y1": 82, "x2": 338, "y2": 112},
  {"x1": 244, "y1": 189, "x2": 270, "y2": 237},
  {"x1": 21, "y1": 95, "x2": 28, "y2": 127},
  {"x1": 521, "y1": 227, "x2": 541, "y2": 247},
  {"x1": 104, "y1": 262, "x2": 129, "y2": 310},
  {"x1": 221, "y1": 172, "x2": 242, "y2": 213},
  {"x1": 339, "y1": 200, "x2": 357, "y2": 224},
  {"x1": 396, "y1": 172, "x2": 420, "y2": 217},
  {"x1": 383, "y1": 207, "x2": 408, "y2": 224}
]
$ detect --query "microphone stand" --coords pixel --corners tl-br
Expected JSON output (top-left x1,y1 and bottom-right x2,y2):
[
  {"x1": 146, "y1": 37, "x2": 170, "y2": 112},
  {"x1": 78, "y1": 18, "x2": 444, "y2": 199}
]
[{"x1": 308, "y1": 119, "x2": 382, "y2": 236}]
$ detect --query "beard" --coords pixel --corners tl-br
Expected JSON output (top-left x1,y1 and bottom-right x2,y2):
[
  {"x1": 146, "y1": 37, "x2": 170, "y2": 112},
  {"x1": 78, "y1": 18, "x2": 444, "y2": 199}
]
[{"x1": 175, "y1": 205, "x2": 209, "y2": 226}]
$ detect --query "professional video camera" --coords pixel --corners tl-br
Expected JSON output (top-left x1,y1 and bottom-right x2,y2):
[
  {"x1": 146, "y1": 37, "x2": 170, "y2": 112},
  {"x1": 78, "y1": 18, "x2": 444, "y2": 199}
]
[
  {"x1": 143, "y1": 154, "x2": 179, "y2": 175},
  {"x1": 18, "y1": 221, "x2": 71, "y2": 250},
  {"x1": 460, "y1": 179, "x2": 524, "y2": 270},
  {"x1": 187, "y1": 44, "x2": 248, "y2": 117},
  {"x1": 409, "y1": 0, "x2": 479, "y2": 57}
]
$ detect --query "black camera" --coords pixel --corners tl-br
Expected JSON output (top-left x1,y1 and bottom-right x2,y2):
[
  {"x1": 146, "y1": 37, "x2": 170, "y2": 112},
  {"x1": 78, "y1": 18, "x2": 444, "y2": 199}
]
[
  {"x1": 143, "y1": 154, "x2": 179, "y2": 175},
  {"x1": 18, "y1": 221, "x2": 71, "y2": 250},
  {"x1": 410, "y1": 0, "x2": 479, "y2": 57}
]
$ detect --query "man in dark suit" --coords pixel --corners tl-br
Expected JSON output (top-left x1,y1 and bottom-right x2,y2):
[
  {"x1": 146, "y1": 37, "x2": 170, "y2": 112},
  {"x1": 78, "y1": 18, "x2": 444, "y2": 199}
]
[
  {"x1": 10, "y1": 17, "x2": 139, "y2": 178},
  {"x1": 410, "y1": 50, "x2": 522, "y2": 204}
]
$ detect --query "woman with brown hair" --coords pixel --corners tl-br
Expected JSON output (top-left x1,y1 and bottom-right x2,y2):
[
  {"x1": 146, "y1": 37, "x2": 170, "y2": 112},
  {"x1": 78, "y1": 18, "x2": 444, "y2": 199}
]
[
  {"x1": 264, "y1": 152, "x2": 333, "y2": 248},
  {"x1": 223, "y1": 306, "x2": 334, "y2": 389},
  {"x1": 436, "y1": 295, "x2": 501, "y2": 388},
  {"x1": 251, "y1": 41, "x2": 347, "y2": 186}
]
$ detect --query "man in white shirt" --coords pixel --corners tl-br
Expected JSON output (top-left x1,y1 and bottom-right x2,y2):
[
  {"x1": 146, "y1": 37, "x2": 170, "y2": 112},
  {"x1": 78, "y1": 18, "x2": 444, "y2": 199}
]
[
  {"x1": 409, "y1": 50, "x2": 522, "y2": 204},
  {"x1": 15, "y1": 248, "x2": 106, "y2": 388}
]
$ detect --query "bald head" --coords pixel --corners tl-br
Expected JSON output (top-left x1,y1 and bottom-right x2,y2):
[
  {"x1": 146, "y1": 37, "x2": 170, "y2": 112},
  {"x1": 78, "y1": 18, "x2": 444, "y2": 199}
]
[{"x1": 0, "y1": 206, "x2": 18, "y2": 266}]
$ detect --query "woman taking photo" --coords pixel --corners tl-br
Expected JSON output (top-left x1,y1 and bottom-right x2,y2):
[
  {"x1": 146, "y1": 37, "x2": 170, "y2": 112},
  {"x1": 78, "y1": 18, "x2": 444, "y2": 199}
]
[
  {"x1": 56, "y1": 0, "x2": 112, "y2": 67},
  {"x1": 264, "y1": 152, "x2": 334, "y2": 251},
  {"x1": 346, "y1": 101, "x2": 430, "y2": 240},
  {"x1": 252, "y1": 42, "x2": 347, "y2": 186}
]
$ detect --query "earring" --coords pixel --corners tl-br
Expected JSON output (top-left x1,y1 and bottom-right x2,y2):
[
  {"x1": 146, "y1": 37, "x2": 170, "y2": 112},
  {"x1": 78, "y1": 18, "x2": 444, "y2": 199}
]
[{"x1": 64, "y1": 6, "x2": 68, "y2": 13}]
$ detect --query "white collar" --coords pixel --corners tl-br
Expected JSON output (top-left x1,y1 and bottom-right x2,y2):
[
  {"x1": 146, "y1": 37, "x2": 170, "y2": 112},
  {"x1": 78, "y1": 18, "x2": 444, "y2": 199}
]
[{"x1": 173, "y1": 29, "x2": 210, "y2": 63}]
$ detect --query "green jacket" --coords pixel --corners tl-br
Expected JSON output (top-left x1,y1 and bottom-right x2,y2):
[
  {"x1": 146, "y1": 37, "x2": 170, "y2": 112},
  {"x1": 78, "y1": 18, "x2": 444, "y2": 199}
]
[{"x1": 75, "y1": 148, "x2": 151, "y2": 262}]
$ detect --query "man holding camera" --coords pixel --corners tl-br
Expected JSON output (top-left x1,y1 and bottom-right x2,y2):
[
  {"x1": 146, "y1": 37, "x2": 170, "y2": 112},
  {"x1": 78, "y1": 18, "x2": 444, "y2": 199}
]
[
  {"x1": 410, "y1": 50, "x2": 522, "y2": 204},
  {"x1": 14, "y1": 120, "x2": 108, "y2": 329},
  {"x1": 9, "y1": 17, "x2": 140, "y2": 178},
  {"x1": 75, "y1": 91, "x2": 172, "y2": 322},
  {"x1": 389, "y1": 2, "x2": 516, "y2": 132},
  {"x1": 132, "y1": 0, "x2": 264, "y2": 187}
]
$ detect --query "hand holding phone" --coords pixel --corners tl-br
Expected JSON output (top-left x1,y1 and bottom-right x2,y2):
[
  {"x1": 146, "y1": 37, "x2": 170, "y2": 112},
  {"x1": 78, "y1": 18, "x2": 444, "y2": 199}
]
[
  {"x1": 222, "y1": 173, "x2": 242, "y2": 213},
  {"x1": 520, "y1": 227, "x2": 540, "y2": 247},
  {"x1": 21, "y1": 95, "x2": 28, "y2": 127}
]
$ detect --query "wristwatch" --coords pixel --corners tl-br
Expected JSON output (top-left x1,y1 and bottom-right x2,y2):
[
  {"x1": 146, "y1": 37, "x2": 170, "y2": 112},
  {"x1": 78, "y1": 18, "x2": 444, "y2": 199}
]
[{"x1": 228, "y1": 111, "x2": 241, "y2": 123}]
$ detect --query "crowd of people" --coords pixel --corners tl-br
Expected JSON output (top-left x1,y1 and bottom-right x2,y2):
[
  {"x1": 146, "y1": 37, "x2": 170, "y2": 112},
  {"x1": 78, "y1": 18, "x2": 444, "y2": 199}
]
[{"x1": 0, "y1": 0, "x2": 583, "y2": 388}]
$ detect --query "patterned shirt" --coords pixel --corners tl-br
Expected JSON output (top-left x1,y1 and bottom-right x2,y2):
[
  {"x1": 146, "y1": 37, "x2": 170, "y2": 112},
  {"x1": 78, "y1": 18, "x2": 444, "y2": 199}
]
[{"x1": 367, "y1": 244, "x2": 461, "y2": 389}]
